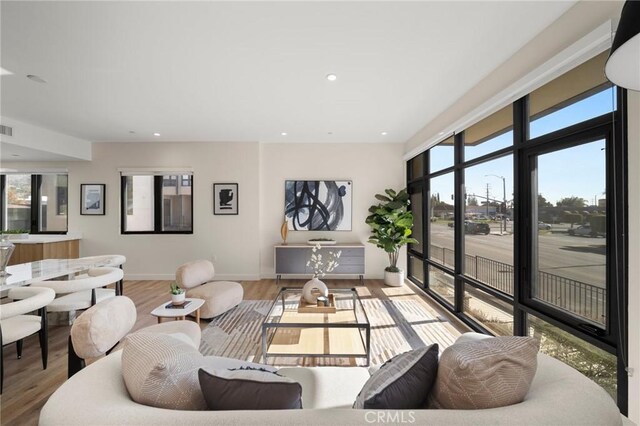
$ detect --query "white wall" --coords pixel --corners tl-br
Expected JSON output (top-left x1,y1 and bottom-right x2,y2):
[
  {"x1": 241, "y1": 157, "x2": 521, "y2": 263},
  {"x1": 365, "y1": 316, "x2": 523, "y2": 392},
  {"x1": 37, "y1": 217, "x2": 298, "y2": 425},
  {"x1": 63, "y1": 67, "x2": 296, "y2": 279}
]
[
  {"x1": 259, "y1": 143, "x2": 405, "y2": 279},
  {"x1": 5, "y1": 142, "x2": 261, "y2": 280},
  {"x1": 4, "y1": 141, "x2": 406, "y2": 281}
]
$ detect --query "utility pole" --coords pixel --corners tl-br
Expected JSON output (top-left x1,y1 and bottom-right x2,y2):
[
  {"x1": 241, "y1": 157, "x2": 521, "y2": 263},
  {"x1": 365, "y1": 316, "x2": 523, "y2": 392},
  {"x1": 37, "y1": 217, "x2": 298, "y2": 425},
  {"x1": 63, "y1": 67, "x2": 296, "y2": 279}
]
[
  {"x1": 486, "y1": 174, "x2": 507, "y2": 235},
  {"x1": 485, "y1": 183, "x2": 491, "y2": 218}
]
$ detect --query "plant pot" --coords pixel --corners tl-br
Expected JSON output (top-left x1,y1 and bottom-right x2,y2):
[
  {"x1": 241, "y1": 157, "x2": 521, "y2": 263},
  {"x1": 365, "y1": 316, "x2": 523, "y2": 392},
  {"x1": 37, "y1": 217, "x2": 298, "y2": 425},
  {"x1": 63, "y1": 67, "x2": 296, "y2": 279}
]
[
  {"x1": 384, "y1": 269, "x2": 405, "y2": 287},
  {"x1": 302, "y1": 277, "x2": 329, "y2": 304},
  {"x1": 171, "y1": 292, "x2": 186, "y2": 305}
]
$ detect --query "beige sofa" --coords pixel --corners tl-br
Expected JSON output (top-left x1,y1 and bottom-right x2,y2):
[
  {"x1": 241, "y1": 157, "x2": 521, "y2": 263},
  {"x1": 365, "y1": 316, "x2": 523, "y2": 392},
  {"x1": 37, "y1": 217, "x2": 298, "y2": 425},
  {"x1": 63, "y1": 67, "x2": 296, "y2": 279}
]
[{"x1": 40, "y1": 333, "x2": 624, "y2": 426}]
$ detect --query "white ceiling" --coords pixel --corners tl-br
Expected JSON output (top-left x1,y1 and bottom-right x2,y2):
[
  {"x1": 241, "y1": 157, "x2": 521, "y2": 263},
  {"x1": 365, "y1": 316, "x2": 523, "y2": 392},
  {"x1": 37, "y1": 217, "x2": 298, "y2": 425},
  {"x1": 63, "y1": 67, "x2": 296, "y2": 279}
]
[{"x1": 0, "y1": 1, "x2": 576, "y2": 147}]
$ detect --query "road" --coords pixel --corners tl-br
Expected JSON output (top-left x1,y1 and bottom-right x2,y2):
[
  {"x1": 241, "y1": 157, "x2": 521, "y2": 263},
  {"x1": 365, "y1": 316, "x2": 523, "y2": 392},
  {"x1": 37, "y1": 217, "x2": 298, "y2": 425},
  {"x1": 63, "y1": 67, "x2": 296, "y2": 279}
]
[{"x1": 427, "y1": 222, "x2": 606, "y2": 288}]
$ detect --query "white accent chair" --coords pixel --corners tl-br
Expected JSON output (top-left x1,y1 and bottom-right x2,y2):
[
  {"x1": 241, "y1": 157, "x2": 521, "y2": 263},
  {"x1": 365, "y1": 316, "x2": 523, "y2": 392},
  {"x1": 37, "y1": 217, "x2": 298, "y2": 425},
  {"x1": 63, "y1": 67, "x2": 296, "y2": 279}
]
[
  {"x1": 68, "y1": 295, "x2": 200, "y2": 378},
  {"x1": 0, "y1": 286, "x2": 55, "y2": 393},
  {"x1": 35, "y1": 267, "x2": 124, "y2": 314},
  {"x1": 175, "y1": 260, "x2": 243, "y2": 319},
  {"x1": 78, "y1": 255, "x2": 126, "y2": 295}
]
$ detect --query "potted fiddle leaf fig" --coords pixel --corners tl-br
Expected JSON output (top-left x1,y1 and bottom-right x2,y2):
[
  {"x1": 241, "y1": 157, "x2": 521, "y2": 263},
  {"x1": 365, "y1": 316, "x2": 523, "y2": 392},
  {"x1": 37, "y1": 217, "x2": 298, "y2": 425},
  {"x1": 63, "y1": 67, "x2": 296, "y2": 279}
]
[{"x1": 366, "y1": 188, "x2": 418, "y2": 286}]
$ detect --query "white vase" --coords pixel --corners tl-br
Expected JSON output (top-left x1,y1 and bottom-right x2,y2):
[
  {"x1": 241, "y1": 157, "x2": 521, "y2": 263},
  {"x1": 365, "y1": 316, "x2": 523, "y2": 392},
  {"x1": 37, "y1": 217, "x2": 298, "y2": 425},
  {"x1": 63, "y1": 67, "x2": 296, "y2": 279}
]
[
  {"x1": 302, "y1": 277, "x2": 329, "y2": 304},
  {"x1": 384, "y1": 269, "x2": 405, "y2": 287},
  {"x1": 171, "y1": 292, "x2": 186, "y2": 305}
]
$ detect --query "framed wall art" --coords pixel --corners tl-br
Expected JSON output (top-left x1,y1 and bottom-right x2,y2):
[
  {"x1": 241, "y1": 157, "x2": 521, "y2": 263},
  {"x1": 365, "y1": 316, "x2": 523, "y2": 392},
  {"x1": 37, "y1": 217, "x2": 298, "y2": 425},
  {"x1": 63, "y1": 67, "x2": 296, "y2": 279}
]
[
  {"x1": 213, "y1": 183, "x2": 238, "y2": 215},
  {"x1": 80, "y1": 184, "x2": 106, "y2": 215},
  {"x1": 284, "y1": 180, "x2": 352, "y2": 231}
]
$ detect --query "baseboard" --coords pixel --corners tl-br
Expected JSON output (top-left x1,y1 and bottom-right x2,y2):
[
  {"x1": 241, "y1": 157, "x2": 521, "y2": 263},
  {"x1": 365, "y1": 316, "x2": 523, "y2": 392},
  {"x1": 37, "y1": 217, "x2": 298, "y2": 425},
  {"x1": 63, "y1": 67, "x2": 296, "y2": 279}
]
[{"x1": 124, "y1": 273, "x2": 261, "y2": 281}]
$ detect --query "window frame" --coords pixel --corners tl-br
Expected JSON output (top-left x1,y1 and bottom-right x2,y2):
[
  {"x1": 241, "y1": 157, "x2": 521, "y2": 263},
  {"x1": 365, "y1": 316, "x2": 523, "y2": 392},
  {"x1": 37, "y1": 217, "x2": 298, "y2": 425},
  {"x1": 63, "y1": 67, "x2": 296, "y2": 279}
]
[
  {"x1": 120, "y1": 174, "x2": 194, "y2": 235},
  {"x1": 407, "y1": 85, "x2": 628, "y2": 411},
  {"x1": 0, "y1": 173, "x2": 69, "y2": 234}
]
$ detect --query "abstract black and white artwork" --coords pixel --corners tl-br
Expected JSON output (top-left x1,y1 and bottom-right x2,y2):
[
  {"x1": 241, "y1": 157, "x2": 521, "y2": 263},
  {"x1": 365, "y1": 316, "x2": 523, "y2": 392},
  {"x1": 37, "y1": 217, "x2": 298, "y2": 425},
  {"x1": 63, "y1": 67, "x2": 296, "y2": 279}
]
[
  {"x1": 285, "y1": 180, "x2": 352, "y2": 231},
  {"x1": 214, "y1": 183, "x2": 238, "y2": 215}
]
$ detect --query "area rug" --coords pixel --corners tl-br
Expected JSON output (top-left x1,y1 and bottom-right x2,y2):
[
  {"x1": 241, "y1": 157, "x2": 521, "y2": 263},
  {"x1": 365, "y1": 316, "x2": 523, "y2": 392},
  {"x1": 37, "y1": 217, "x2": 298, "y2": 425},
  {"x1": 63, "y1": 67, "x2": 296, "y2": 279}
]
[{"x1": 200, "y1": 298, "x2": 458, "y2": 366}]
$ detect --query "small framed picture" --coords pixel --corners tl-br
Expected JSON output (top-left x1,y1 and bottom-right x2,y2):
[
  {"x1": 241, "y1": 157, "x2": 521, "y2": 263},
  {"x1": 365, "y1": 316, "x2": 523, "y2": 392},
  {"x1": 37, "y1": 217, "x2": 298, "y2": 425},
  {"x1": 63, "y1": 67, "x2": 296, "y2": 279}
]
[
  {"x1": 80, "y1": 184, "x2": 106, "y2": 215},
  {"x1": 213, "y1": 183, "x2": 238, "y2": 215}
]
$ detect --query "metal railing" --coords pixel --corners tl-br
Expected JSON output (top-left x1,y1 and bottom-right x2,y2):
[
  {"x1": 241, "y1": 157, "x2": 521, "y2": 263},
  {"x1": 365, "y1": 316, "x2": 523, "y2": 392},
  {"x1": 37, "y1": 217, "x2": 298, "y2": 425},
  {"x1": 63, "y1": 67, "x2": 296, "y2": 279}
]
[{"x1": 428, "y1": 244, "x2": 606, "y2": 325}]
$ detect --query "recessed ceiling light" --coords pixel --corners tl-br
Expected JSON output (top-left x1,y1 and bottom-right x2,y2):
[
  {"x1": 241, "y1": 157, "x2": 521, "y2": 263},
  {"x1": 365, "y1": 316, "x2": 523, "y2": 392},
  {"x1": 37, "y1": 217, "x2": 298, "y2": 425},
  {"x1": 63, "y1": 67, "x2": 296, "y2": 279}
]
[
  {"x1": 281, "y1": 132, "x2": 288, "y2": 136},
  {"x1": 129, "y1": 130, "x2": 136, "y2": 134},
  {"x1": 153, "y1": 132, "x2": 161, "y2": 137},
  {"x1": 381, "y1": 131, "x2": 388, "y2": 136},
  {"x1": 1, "y1": 67, "x2": 13, "y2": 76},
  {"x1": 26, "y1": 74, "x2": 47, "y2": 83},
  {"x1": 327, "y1": 132, "x2": 333, "y2": 135},
  {"x1": 326, "y1": 74, "x2": 337, "y2": 82}
]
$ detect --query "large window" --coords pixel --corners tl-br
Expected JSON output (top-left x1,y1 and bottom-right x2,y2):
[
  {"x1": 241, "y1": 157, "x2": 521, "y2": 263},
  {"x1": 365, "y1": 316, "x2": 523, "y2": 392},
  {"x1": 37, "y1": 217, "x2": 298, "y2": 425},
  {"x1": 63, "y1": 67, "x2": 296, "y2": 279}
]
[
  {"x1": 0, "y1": 173, "x2": 68, "y2": 233},
  {"x1": 407, "y1": 53, "x2": 627, "y2": 411},
  {"x1": 120, "y1": 172, "x2": 193, "y2": 234}
]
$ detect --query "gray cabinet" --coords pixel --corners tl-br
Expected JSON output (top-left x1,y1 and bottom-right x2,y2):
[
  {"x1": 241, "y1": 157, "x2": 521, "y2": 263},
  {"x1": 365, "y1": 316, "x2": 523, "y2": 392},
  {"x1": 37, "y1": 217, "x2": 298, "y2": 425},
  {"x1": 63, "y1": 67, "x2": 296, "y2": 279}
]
[{"x1": 274, "y1": 243, "x2": 365, "y2": 283}]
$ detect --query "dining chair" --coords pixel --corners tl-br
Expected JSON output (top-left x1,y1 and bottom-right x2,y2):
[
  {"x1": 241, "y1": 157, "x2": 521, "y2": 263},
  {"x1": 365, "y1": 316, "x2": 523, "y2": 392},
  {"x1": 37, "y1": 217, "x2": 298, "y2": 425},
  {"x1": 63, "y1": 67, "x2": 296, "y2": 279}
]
[
  {"x1": 35, "y1": 267, "x2": 124, "y2": 314},
  {"x1": 0, "y1": 286, "x2": 55, "y2": 393},
  {"x1": 78, "y1": 255, "x2": 127, "y2": 295}
]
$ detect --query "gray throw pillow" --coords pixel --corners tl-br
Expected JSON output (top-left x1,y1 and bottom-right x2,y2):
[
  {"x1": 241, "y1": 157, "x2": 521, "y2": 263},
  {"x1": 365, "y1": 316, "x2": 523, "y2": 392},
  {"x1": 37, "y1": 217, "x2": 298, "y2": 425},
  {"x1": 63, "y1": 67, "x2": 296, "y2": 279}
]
[
  {"x1": 429, "y1": 336, "x2": 539, "y2": 409},
  {"x1": 354, "y1": 344, "x2": 439, "y2": 409},
  {"x1": 198, "y1": 367, "x2": 303, "y2": 410}
]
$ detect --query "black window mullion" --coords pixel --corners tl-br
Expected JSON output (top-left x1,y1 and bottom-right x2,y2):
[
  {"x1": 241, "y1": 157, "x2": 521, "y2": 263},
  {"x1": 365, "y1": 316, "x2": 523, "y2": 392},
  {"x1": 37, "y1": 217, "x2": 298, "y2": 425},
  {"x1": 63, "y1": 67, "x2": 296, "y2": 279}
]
[
  {"x1": 0, "y1": 175, "x2": 5, "y2": 231},
  {"x1": 513, "y1": 96, "x2": 528, "y2": 336},
  {"x1": 453, "y1": 132, "x2": 464, "y2": 313},
  {"x1": 120, "y1": 176, "x2": 127, "y2": 234},
  {"x1": 153, "y1": 176, "x2": 163, "y2": 232},
  {"x1": 30, "y1": 175, "x2": 40, "y2": 234}
]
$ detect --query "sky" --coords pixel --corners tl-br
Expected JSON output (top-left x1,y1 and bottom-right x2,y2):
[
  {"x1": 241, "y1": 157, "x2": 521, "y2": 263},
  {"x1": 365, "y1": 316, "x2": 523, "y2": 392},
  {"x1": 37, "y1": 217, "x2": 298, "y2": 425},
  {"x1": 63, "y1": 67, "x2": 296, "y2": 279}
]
[{"x1": 429, "y1": 87, "x2": 615, "y2": 207}]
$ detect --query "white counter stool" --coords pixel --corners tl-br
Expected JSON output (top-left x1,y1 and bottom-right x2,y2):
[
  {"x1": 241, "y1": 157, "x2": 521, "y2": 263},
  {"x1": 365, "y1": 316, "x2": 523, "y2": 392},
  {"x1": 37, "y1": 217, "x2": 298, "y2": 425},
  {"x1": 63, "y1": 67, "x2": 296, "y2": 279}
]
[
  {"x1": 0, "y1": 286, "x2": 55, "y2": 393},
  {"x1": 175, "y1": 260, "x2": 243, "y2": 319},
  {"x1": 78, "y1": 255, "x2": 126, "y2": 295},
  {"x1": 36, "y1": 267, "x2": 123, "y2": 314},
  {"x1": 69, "y1": 296, "x2": 201, "y2": 377}
]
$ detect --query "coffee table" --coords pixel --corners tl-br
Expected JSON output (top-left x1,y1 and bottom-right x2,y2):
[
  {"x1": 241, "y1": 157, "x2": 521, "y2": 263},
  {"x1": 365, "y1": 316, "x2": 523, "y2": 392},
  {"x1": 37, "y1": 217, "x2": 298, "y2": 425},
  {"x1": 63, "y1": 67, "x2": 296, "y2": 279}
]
[
  {"x1": 262, "y1": 287, "x2": 370, "y2": 365},
  {"x1": 151, "y1": 298, "x2": 205, "y2": 324}
]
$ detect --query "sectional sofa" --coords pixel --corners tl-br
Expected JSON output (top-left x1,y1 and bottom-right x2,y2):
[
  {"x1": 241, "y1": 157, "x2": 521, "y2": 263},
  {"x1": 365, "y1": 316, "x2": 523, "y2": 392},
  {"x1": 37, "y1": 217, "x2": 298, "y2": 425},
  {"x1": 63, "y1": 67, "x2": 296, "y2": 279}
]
[{"x1": 40, "y1": 333, "x2": 625, "y2": 425}]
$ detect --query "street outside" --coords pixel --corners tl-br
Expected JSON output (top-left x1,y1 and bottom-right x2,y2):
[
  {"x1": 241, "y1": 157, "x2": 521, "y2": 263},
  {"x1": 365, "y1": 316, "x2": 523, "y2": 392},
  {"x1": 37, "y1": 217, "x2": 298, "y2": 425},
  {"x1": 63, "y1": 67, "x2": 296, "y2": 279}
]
[{"x1": 427, "y1": 221, "x2": 606, "y2": 289}]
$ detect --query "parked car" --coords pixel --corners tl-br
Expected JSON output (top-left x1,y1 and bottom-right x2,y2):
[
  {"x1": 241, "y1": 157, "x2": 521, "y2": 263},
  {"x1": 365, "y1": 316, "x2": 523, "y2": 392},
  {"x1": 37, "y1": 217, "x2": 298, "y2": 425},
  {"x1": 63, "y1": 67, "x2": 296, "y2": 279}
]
[
  {"x1": 465, "y1": 221, "x2": 490, "y2": 235},
  {"x1": 538, "y1": 221, "x2": 551, "y2": 230},
  {"x1": 568, "y1": 225, "x2": 596, "y2": 237}
]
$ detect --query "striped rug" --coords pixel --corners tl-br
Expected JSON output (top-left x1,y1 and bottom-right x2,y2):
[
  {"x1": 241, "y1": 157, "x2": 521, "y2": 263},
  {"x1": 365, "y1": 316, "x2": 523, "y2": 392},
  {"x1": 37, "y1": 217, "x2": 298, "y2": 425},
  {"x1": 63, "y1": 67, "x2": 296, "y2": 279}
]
[{"x1": 200, "y1": 297, "x2": 458, "y2": 366}]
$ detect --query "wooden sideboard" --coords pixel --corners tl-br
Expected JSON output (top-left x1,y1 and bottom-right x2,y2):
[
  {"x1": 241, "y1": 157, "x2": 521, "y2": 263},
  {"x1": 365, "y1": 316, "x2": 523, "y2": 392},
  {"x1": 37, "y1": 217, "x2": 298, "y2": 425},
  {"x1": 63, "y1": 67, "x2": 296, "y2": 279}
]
[
  {"x1": 274, "y1": 243, "x2": 365, "y2": 283},
  {"x1": 8, "y1": 236, "x2": 80, "y2": 265}
]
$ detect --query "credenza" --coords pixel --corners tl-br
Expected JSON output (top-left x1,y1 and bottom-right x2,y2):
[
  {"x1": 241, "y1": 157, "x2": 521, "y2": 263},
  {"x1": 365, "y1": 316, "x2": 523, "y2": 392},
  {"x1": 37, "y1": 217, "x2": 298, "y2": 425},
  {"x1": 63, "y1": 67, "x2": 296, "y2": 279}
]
[{"x1": 274, "y1": 243, "x2": 365, "y2": 283}]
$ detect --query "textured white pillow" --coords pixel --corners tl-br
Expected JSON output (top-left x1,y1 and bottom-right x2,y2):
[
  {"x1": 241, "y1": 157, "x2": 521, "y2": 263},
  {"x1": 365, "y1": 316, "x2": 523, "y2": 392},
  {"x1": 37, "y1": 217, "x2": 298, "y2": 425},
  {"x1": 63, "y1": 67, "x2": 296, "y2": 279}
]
[{"x1": 121, "y1": 332, "x2": 207, "y2": 410}]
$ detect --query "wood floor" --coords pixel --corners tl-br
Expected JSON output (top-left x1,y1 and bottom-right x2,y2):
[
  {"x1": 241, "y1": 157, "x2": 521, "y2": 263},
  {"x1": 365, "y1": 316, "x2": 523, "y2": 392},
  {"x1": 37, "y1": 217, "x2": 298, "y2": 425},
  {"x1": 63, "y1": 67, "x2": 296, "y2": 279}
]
[{"x1": 0, "y1": 279, "x2": 467, "y2": 425}]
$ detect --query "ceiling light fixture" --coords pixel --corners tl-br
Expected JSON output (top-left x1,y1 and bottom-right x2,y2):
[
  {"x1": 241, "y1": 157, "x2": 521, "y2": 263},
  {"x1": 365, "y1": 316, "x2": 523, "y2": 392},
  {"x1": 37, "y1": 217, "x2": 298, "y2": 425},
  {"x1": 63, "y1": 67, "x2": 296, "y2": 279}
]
[
  {"x1": 153, "y1": 132, "x2": 161, "y2": 137},
  {"x1": 605, "y1": 0, "x2": 640, "y2": 90},
  {"x1": 0, "y1": 67, "x2": 13, "y2": 76},
  {"x1": 326, "y1": 74, "x2": 337, "y2": 82},
  {"x1": 281, "y1": 132, "x2": 288, "y2": 136},
  {"x1": 26, "y1": 74, "x2": 47, "y2": 83},
  {"x1": 381, "y1": 131, "x2": 388, "y2": 136}
]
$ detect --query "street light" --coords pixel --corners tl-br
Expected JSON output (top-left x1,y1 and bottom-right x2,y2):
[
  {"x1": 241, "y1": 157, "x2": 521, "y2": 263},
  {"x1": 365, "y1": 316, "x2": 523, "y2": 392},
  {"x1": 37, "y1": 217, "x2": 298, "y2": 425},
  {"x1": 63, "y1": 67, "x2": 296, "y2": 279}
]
[{"x1": 485, "y1": 174, "x2": 506, "y2": 234}]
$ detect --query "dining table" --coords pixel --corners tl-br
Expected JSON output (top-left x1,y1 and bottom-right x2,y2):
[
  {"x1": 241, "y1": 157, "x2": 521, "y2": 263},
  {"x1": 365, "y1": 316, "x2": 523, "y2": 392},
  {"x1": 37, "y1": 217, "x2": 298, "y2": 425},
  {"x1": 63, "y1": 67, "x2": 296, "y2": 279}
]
[{"x1": 0, "y1": 256, "x2": 119, "y2": 296}]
